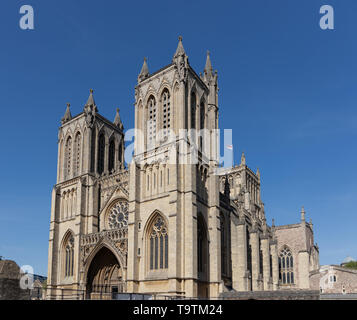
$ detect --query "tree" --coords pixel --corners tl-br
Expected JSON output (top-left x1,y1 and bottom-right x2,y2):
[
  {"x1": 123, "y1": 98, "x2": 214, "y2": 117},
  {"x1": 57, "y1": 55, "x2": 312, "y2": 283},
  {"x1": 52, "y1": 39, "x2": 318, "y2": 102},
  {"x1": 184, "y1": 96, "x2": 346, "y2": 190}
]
[{"x1": 344, "y1": 261, "x2": 357, "y2": 270}]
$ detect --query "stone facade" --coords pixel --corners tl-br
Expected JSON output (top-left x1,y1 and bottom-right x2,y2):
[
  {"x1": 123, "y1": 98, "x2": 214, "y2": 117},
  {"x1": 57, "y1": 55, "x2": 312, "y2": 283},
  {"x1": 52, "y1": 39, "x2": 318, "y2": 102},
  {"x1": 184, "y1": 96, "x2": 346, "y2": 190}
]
[
  {"x1": 47, "y1": 38, "x2": 320, "y2": 299},
  {"x1": 310, "y1": 265, "x2": 357, "y2": 294}
]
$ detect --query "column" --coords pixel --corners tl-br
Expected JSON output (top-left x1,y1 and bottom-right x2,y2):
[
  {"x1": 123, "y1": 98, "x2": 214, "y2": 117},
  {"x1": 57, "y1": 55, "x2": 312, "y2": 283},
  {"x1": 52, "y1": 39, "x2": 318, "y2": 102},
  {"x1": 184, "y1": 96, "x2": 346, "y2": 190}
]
[
  {"x1": 270, "y1": 240, "x2": 279, "y2": 290},
  {"x1": 250, "y1": 228, "x2": 261, "y2": 291},
  {"x1": 232, "y1": 217, "x2": 249, "y2": 291},
  {"x1": 261, "y1": 234, "x2": 271, "y2": 290}
]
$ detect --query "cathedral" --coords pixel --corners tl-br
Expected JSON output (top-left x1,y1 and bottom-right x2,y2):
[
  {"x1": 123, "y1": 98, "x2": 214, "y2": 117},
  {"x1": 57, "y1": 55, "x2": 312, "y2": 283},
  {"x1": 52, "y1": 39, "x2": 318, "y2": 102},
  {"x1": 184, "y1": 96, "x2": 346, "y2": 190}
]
[{"x1": 46, "y1": 37, "x2": 320, "y2": 299}]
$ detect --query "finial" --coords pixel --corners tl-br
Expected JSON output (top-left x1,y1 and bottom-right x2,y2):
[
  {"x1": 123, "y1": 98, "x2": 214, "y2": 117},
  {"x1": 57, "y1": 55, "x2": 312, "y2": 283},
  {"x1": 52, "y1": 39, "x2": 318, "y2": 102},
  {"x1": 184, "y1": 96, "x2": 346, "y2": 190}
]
[
  {"x1": 90, "y1": 89, "x2": 93, "y2": 94},
  {"x1": 272, "y1": 218, "x2": 275, "y2": 227},
  {"x1": 241, "y1": 152, "x2": 246, "y2": 165},
  {"x1": 173, "y1": 35, "x2": 186, "y2": 61},
  {"x1": 301, "y1": 206, "x2": 306, "y2": 222},
  {"x1": 114, "y1": 107, "x2": 123, "y2": 129},
  {"x1": 138, "y1": 57, "x2": 149, "y2": 82},
  {"x1": 256, "y1": 167, "x2": 260, "y2": 180},
  {"x1": 61, "y1": 102, "x2": 72, "y2": 125}
]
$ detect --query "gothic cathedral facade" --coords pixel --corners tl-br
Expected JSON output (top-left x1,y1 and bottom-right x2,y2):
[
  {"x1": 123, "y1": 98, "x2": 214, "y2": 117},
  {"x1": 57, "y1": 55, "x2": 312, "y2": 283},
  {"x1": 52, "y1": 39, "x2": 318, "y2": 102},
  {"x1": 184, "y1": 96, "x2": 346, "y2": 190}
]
[{"x1": 47, "y1": 38, "x2": 320, "y2": 299}]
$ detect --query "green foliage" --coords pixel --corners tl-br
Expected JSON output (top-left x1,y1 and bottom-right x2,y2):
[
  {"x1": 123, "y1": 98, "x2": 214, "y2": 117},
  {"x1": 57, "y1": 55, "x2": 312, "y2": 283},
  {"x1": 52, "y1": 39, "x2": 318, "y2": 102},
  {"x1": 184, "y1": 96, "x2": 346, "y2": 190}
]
[
  {"x1": 344, "y1": 261, "x2": 357, "y2": 270},
  {"x1": 41, "y1": 279, "x2": 47, "y2": 289}
]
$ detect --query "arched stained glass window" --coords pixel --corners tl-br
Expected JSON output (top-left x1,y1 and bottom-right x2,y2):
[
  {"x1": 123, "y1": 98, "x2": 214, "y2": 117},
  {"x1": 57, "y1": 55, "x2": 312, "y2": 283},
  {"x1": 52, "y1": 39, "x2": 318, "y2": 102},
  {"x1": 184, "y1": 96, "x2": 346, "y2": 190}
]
[
  {"x1": 148, "y1": 215, "x2": 168, "y2": 270},
  {"x1": 279, "y1": 246, "x2": 294, "y2": 284},
  {"x1": 64, "y1": 234, "x2": 74, "y2": 278}
]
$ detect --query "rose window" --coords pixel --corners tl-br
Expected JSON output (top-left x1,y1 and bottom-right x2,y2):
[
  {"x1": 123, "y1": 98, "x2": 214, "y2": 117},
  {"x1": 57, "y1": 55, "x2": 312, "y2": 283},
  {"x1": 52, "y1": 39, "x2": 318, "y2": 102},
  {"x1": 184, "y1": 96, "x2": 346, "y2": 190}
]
[{"x1": 108, "y1": 201, "x2": 128, "y2": 229}]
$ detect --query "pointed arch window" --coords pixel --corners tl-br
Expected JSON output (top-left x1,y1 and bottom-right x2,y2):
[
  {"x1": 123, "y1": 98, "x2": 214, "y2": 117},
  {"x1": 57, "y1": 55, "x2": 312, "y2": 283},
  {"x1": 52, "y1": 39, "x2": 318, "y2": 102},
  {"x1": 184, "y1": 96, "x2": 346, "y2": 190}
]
[
  {"x1": 64, "y1": 234, "x2": 74, "y2": 278},
  {"x1": 220, "y1": 213, "x2": 228, "y2": 276},
  {"x1": 65, "y1": 136, "x2": 72, "y2": 179},
  {"x1": 148, "y1": 215, "x2": 168, "y2": 270},
  {"x1": 108, "y1": 139, "x2": 115, "y2": 173},
  {"x1": 74, "y1": 132, "x2": 81, "y2": 176},
  {"x1": 147, "y1": 96, "x2": 157, "y2": 147},
  {"x1": 191, "y1": 92, "x2": 196, "y2": 129},
  {"x1": 197, "y1": 214, "x2": 208, "y2": 276},
  {"x1": 162, "y1": 90, "x2": 171, "y2": 138},
  {"x1": 200, "y1": 102, "x2": 205, "y2": 130},
  {"x1": 98, "y1": 133, "x2": 105, "y2": 174},
  {"x1": 279, "y1": 246, "x2": 294, "y2": 284},
  {"x1": 199, "y1": 102, "x2": 205, "y2": 151}
]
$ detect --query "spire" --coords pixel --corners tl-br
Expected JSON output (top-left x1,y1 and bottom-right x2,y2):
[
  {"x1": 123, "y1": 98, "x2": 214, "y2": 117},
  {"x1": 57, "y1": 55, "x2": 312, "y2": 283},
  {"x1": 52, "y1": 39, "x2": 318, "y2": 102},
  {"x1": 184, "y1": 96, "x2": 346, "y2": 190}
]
[
  {"x1": 272, "y1": 218, "x2": 275, "y2": 228},
  {"x1": 61, "y1": 103, "x2": 72, "y2": 125},
  {"x1": 138, "y1": 57, "x2": 149, "y2": 82},
  {"x1": 86, "y1": 89, "x2": 96, "y2": 107},
  {"x1": 240, "y1": 152, "x2": 246, "y2": 166},
  {"x1": 256, "y1": 168, "x2": 260, "y2": 181},
  {"x1": 173, "y1": 35, "x2": 186, "y2": 60},
  {"x1": 114, "y1": 108, "x2": 123, "y2": 130},
  {"x1": 204, "y1": 50, "x2": 213, "y2": 76},
  {"x1": 301, "y1": 206, "x2": 306, "y2": 222},
  {"x1": 83, "y1": 89, "x2": 97, "y2": 126}
]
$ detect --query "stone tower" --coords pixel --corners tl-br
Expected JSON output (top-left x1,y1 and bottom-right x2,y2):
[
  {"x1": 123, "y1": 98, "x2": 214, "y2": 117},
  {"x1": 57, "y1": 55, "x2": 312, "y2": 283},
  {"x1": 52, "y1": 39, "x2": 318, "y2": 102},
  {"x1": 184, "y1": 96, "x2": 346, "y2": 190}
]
[
  {"x1": 126, "y1": 37, "x2": 223, "y2": 297},
  {"x1": 47, "y1": 90, "x2": 125, "y2": 298}
]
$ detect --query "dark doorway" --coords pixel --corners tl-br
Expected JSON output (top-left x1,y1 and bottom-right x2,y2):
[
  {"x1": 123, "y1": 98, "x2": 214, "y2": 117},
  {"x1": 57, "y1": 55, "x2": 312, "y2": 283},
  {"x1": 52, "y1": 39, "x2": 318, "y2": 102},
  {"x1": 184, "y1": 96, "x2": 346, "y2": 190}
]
[{"x1": 86, "y1": 247, "x2": 125, "y2": 299}]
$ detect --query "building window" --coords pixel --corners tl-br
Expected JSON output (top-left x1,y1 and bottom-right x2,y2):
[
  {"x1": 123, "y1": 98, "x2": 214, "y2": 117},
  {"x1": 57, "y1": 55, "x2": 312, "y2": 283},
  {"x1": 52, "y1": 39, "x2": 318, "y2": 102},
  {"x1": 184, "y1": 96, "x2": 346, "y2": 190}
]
[
  {"x1": 246, "y1": 226, "x2": 252, "y2": 274},
  {"x1": 278, "y1": 246, "x2": 294, "y2": 284},
  {"x1": 220, "y1": 213, "x2": 227, "y2": 276},
  {"x1": 149, "y1": 215, "x2": 168, "y2": 270},
  {"x1": 197, "y1": 214, "x2": 208, "y2": 276},
  {"x1": 259, "y1": 243, "x2": 263, "y2": 275},
  {"x1": 98, "y1": 133, "x2": 105, "y2": 174},
  {"x1": 64, "y1": 234, "x2": 74, "y2": 278},
  {"x1": 147, "y1": 96, "x2": 157, "y2": 147},
  {"x1": 65, "y1": 136, "x2": 72, "y2": 179},
  {"x1": 107, "y1": 200, "x2": 128, "y2": 230},
  {"x1": 191, "y1": 92, "x2": 196, "y2": 129},
  {"x1": 162, "y1": 90, "x2": 171, "y2": 137},
  {"x1": 74, "y1": 132, "x2": 81, "y2": 176},
  {"x1": 199, "y1": 102, "x2": 205, "y2": 150},
  {"x1": 108, "y1": 139, "x2": 115, "y2": 173}
]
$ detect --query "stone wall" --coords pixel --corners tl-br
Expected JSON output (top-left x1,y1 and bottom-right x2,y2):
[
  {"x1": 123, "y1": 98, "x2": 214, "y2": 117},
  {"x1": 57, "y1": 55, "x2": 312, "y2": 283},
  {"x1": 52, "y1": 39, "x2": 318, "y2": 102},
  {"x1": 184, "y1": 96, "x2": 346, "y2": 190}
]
[
  {"x1": 0, "y1": 260, "x2": 30, "y2": 300},
  {"x1": 220, "y1": 290, "x2": 320, "y2": 300}
]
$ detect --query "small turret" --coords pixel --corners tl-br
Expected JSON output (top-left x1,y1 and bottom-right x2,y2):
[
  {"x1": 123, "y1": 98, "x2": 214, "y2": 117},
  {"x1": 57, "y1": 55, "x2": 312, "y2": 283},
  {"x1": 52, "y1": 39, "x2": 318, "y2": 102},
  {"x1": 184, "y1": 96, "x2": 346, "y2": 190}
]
[
  {"x1": 114, "y1": 108, "x2": 124, "y2": 131},
  {"x1": 61, "y1": 103, "x2": 72, "y2": 125},
  {"x1": 138, "y1": 57, "x2": 149, "y2": 82},
  {"x1": 301, "y1": 206, "x2": 306, "y2": 222},
  {"x1": 83, "y1": 89, "x2": 97, "y2": 127},
  {"x1": 240, "y1": 152, "x2": 246, "y2": 166},
  {"x1": 172, "y1": 36, "x2": 186, "y2": 60},
  {"x1": 256, "y1": 168, "x2": 261, "y2": 181},
  {"x1": 172, "y1": 36, "x2": 189, "y2": 82}
]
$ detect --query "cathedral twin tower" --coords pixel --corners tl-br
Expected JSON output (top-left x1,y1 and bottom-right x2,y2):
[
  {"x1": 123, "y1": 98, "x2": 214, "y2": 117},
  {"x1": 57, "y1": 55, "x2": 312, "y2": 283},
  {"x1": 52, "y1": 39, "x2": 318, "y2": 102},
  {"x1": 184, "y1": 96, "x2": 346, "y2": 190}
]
[{"x1": 47, "y1": 37, "x2": 319, "y2": 299}]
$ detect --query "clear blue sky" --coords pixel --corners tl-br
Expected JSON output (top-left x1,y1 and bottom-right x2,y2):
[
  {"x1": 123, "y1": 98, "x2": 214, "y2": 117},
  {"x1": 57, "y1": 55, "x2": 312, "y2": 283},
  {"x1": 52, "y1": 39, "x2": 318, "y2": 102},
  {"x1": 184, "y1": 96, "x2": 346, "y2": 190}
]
[{"x1": 0, "y1": 0, "x2": 356, "y2": 276}]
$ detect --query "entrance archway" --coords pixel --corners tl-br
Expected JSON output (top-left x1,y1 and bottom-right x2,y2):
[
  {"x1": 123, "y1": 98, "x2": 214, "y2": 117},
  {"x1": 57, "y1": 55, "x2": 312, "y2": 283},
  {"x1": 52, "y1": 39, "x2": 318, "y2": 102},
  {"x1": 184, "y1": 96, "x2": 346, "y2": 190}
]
[{"x1": 86, "y1": 247, "x2": 124, "y2": 299}]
